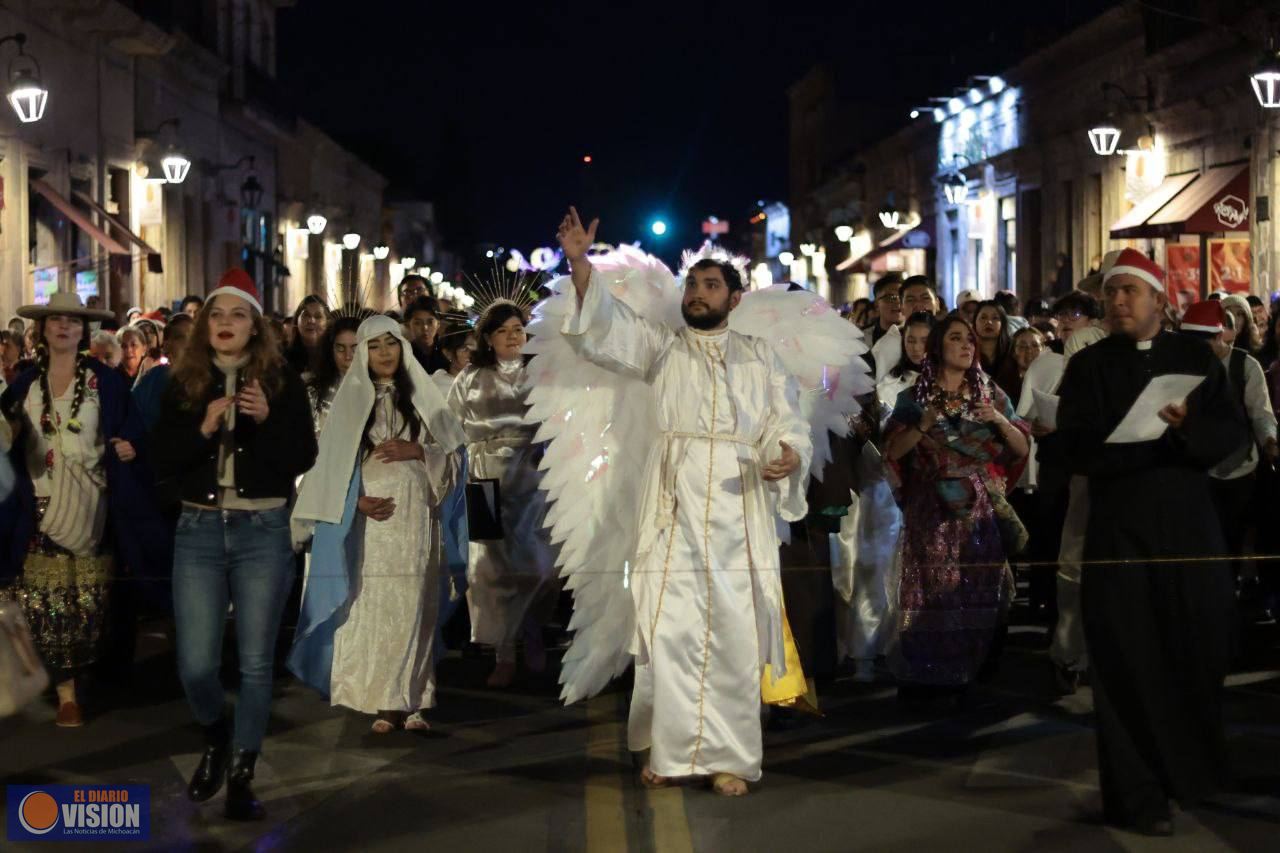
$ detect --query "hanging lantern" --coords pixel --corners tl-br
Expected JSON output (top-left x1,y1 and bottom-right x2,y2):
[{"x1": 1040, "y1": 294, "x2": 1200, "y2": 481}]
[
  {"x1": 401, "y1": 256, "x2": 417, "y2": 269},
  {"x1": 4, "y1": 34, "x2": 47, "y2": 124},
  {"x1": 942, "y1": 172, "x2": 968, "y2": 205},
  {"x1": 161, "y1": 153, "x2": 191, "y2": 184},
  {"x1": 1251, "y1": 66, "x2": 1280, "y2": 109},
  {"x1": 833, "y1": 224, "x2": 854, "y2": 243},
  {"x1": 372, "y1": 245, "x2": 389, "y2": 260},
  {"x1": 1088, "y1": 125, "x2": 1122, "y2": 156},
  {"x1": 878, "y1": 205, "x2": 900, "y2": 229},
  {"x1": 342, "y1": 232, "x2": 360, "y2": 251},
  {"x1": 306, "y1": 213, "x2": 327, "y2": 235}
]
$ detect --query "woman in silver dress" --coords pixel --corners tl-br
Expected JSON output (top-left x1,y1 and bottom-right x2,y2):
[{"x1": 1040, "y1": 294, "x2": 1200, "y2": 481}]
[{"x1": 447, "y1": 302, "x2": 556, "y2": 688}]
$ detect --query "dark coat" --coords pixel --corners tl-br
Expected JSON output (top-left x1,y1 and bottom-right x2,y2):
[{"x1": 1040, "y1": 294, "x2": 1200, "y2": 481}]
[
  {"x1": 1057, "y1": 331, "x2": 1247, "y2": 562},
  {"x1": 150, "y1": 362, "x2": 317, "y2": 505},
  {"x1": 0, "y1": 359, "x2": 171, "y2": 586}
]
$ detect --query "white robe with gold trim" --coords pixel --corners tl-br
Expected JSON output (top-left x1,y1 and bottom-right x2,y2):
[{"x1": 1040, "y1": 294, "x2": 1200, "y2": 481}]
[{"x1": 562, "y1": 272, "x2": 812, "y2": 781}]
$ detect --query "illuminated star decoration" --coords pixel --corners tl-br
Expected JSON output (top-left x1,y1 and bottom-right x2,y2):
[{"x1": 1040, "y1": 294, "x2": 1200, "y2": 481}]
[
  {"x1": 678, "y1": 241, "x2": 752, "y2": 288},
  {"x1": 466, "y1": 261, "x2": 541, "y2": 319}
]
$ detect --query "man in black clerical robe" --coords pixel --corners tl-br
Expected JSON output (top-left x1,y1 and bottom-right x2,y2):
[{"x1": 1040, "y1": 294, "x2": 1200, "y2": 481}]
[{"x1": 1056, "y1": 248, "x2": 1246, "y2": 836}]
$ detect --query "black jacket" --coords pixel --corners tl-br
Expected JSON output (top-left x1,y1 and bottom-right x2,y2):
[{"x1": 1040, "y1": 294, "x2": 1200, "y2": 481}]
[{"x1": 151, "y1": 363, "x2": 317, "y2": 506}]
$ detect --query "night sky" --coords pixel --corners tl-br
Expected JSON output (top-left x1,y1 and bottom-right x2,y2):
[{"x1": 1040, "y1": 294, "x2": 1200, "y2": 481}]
[{"x1": 277, "y1": 1, "x2": 1119, "y2": 264}]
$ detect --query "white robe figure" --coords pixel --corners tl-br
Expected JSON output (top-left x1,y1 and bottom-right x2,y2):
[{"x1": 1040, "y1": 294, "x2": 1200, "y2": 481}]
[
  {"x1": 562, "y1": 270, "x2": 812, "y2": 782},
  {"x1": 836, "y1": 370, "x2": 913, "y2": 670},
  {"x1": 329, "y1": 383, "x2": 457, "y2": 713},
  {"x1": 291, "y1": 315, "x2": 466, "y2": 715}
]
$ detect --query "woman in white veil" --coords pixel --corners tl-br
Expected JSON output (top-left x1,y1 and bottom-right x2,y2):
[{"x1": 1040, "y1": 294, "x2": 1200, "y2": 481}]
[{"x1": 290, "y1": 315, "x2": 465, "y2": 732}]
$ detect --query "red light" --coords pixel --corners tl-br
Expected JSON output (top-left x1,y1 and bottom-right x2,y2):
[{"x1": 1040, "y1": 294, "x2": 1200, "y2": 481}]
[{"x1": 583, "y1": 155, "x2": 592, "y2": 164}]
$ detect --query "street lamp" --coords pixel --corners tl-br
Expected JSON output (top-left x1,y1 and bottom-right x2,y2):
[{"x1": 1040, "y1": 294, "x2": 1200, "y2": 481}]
[
  {"x1": 833, "y1": 225, "x2": 854, "y2": 243},
  {"x1": 306, "y1": 213, "x2": 327, "y2": 235},
  {"x1": 878, "y1": 204, "x2": 900, "y2": 229},
  {"x1": 430, "y1": 271, "x2": 444, "y2": 285},
  {"x1": 1088, "y1": 125, "x2": 1122, "y2": 156},
  {"x1": 401, "y1": 256, "x2": 417, "y2": 269},
  {"x1": 342, "y1": 232, "x2": 360, "y2": 251},
  {"x1": 650, "y1": 219, "x2": 668, "y2": 236},
  {"x1": 778, "y1": 251, "x2": 795, "y2": 266},
  {"x1": 372, "y1": 245, "x2": 390, "y2": 260},
  {"x1": 0, "y1": 33, "x2": 47, "y2": 123},
  {"x1": 162, "y1": 153, "x2": 191, "y2": 184},
  {"x1": 1251, "y1": 40, "x2": 1280, "y2": 108},
  {"x1": 942, "y1": 172, "x2": 969, "y2": 205}
]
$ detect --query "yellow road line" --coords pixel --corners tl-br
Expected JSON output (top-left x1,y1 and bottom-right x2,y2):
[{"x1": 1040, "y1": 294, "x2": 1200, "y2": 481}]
[
  {"x1": 646, "y1": 787, "x2": 695, "y2": 853},
  {"x1": 585, "y1": 695, "x2": 628, "y2": 853}
]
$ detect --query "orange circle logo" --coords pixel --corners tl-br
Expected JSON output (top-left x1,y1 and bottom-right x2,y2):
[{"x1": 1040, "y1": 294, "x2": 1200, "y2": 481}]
[{"x1": 18, "y1": 791, "x2": 59, "y2": 834}]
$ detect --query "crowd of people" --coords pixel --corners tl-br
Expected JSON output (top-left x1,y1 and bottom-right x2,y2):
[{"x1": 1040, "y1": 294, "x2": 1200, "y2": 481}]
[{"x1": 0, "y1": 213, "x2": 1273, "y2": 834}]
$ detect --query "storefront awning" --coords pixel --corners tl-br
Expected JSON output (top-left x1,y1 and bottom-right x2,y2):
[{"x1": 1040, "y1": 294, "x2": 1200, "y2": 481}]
[
  {"x1": 72, "y1": 190, "x2": 163, "y2": 274},
  {"x1": 836, "y1": 215, "x2": 934, "y2": 272},
  {"x1": 1110, "y1": 165, "x2": 1250, "y2": 240},
  {"x1": 30, "y1": 179, "x2": 130, "y2": 256}
]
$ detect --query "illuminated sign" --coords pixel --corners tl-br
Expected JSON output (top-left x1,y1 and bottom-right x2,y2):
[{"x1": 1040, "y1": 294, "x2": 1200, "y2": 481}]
[{"x1": 939, "y1": 87, "x2": 1020, "y2": 165}]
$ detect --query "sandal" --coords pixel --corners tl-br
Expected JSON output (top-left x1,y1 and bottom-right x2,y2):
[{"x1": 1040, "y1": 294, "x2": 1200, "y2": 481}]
[
  {"x1": 710, "y1": 773, "x2": 748, "y2": 797},
  {"x1": 404, "y1": 711, "x2": 431, "y2": 731}
]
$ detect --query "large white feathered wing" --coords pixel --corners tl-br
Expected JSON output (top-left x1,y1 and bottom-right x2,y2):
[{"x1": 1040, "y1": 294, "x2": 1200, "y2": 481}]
[
  {"x1": 729, "y1": 285, "x2": 873, "y2": 478},
  {"x1": 524, "y1": 246, "x2": 682, "y2": 704}
]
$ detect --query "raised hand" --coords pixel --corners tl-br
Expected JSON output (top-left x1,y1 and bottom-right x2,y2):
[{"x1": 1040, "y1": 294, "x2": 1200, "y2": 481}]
[
  {"x1": 200, "y1": 396, "x2": 235, "y2": 438},
  {"x1": 237, "y1": 379, "x2": 270, "y2": 424},
  {"x1": 556, "y1": 206, "x2": 598, "y2": 263}
]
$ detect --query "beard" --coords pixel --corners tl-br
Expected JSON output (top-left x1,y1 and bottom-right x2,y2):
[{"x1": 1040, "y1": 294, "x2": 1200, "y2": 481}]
[{"x1": 681, "y1": 300, "x2": 731, "y2": 330}]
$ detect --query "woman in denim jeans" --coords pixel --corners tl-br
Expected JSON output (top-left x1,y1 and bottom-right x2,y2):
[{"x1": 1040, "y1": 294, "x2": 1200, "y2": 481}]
[{"x1": 152, "y1": 270, "x2": 317, "y2": 822}]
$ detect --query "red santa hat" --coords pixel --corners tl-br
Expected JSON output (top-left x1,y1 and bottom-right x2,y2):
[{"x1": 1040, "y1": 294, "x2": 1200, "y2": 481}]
[
  {"x1": 1180, "y1": 300, "x2": 1224, "y2": 334},
  {"x1": 1103, "y1": 248, "x2": 1164, "y2": 293},
  {"x1": 206, "y1": 268, "x2": 263, "y2": 314}
]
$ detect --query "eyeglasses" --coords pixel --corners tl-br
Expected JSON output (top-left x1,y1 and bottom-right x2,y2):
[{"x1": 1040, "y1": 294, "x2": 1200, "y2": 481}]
[
  {"x1": 1055, "y1": 310, "x2": 1085, "y2": 322},
  {"x1": 877, "y1": 294, "x2": 902, "y2": 305}
]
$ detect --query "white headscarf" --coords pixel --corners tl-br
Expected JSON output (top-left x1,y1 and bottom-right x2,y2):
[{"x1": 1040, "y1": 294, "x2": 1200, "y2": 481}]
[{"x1": 292, "y1": 314, "x2": 465, "y2": 526}]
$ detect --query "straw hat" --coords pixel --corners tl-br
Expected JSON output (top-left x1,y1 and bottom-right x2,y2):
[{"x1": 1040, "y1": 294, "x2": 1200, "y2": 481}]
[{"x1": 17, "y1": 291, "x2": 114, "y2": 322}]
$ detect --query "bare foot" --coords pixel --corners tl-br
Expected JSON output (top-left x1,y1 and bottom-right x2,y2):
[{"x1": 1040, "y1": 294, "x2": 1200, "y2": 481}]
[
  {"x1": 404, "y1": 711, "x2": 431, "y2": 731},
  {"x1": 371, "y1": 712, "x2": 404, "y2": 733},
  {"x1": 711, "y1": 773, "x2": 748, "y2": 797},
  {"x1": 487, "y1": 660, "x2": 516, "y2": 688},
  {"x1": 640, "y1": 767, "x2": 673, "y2": 789}
]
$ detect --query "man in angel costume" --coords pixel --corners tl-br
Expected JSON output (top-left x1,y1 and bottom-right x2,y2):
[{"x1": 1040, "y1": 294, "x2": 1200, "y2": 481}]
[{"x1": 533, "y1": 209, "x2": 866, "y2": 795}]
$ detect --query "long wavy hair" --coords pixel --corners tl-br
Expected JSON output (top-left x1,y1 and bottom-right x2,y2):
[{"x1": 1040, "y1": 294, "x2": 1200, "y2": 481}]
[
  {"x1": 361, "y1": 338, "x2": 423, "y2": 460},
  {"x1": 308, "y1": 315, "x2": 364, "y2": 400},
  {"x1": 914, "y1": 314, "x2": 992, "y2": 411},
  {"x1": 470, "y1": 302, "x2": 527, "y2": 369},
  {"x1": 171, "y1": 300, "x2": 284, "y2": 402}
]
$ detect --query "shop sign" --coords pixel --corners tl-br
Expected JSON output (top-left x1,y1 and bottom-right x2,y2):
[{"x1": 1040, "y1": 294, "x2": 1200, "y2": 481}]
[
  {"x1": 1213, "y1": 195, "x2": 1248, "y2": 229},
  {"x1": 1208, "y1": 238, "x2": 1250, "y2": 294},
  {"x1": 901, "y1": 230, "x2": 931, "y2": 249},
  {"x1": 1165, "y1": 244, "x2": 1200, "y2": 313}
]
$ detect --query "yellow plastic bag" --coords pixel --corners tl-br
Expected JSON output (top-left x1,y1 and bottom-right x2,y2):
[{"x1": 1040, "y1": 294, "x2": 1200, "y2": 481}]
[{"x1": 761, "y1": 607, "x2": 820, "y2": 715}]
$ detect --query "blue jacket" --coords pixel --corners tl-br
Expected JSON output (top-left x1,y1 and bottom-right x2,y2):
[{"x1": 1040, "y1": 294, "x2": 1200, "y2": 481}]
[{"x1": 0, "y1": 360, "x2": 172, "y2": 592}]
